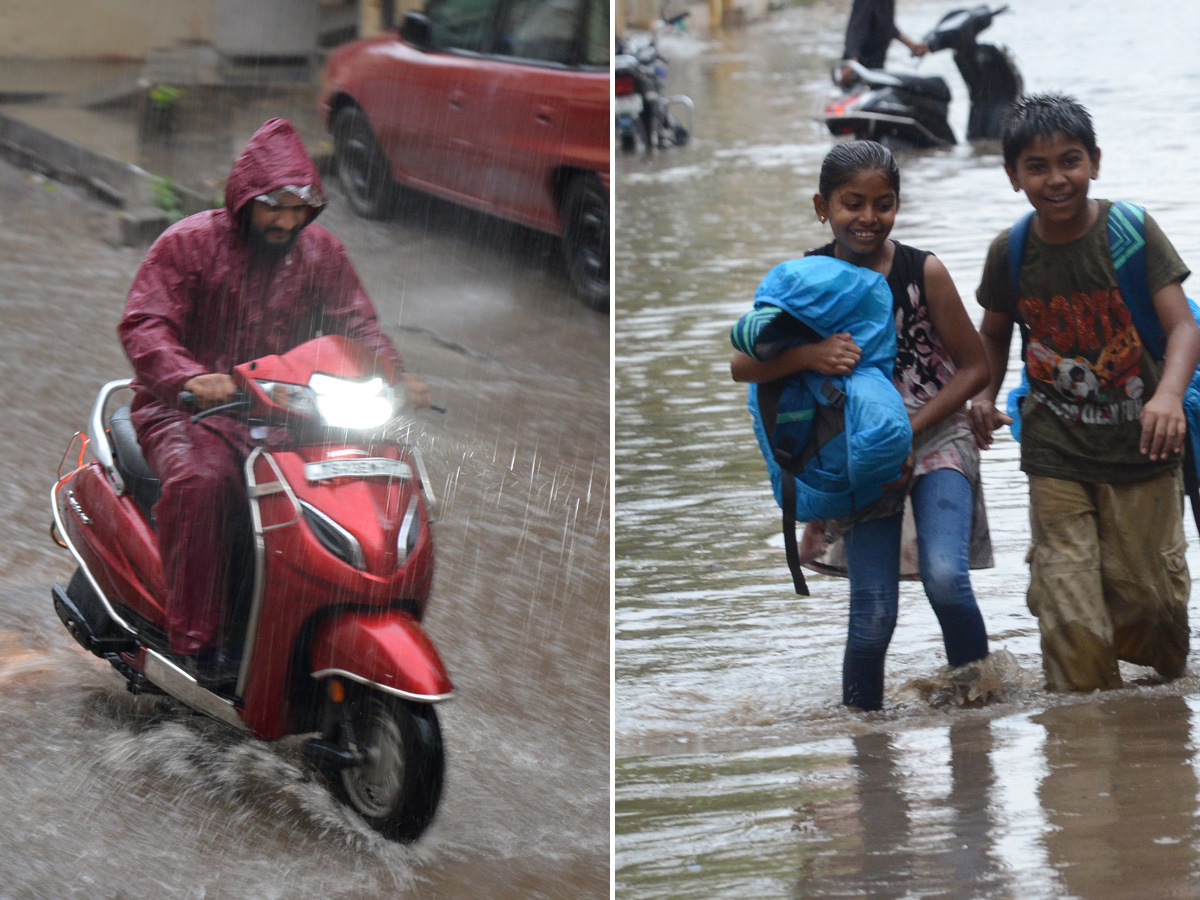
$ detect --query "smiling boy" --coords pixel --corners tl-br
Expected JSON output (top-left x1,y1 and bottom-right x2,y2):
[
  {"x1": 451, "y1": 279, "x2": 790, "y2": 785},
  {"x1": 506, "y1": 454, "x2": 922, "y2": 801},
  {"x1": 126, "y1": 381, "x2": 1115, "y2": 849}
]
[{"x1": 968, "y1": 93, "x2": 1200, "y2": 692}]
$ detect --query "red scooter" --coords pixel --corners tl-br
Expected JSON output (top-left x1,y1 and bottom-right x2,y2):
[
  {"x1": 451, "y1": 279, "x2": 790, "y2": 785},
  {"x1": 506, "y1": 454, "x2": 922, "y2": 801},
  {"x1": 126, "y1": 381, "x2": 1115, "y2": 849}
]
[{"x1": 49, "y1": 335, "x2": 452, "y2": 842}]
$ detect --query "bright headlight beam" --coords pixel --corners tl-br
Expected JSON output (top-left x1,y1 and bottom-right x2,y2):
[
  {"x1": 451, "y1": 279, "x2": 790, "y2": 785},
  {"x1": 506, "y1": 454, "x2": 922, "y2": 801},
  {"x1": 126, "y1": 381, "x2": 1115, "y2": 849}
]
[{"x1": 309, "y1": 374, "x2": 395, "y2": 429}]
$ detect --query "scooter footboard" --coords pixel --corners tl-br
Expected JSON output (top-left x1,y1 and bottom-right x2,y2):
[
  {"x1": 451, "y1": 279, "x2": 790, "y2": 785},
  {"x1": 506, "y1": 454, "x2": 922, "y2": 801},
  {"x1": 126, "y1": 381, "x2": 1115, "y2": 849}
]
[{"x1": 310, "y1": 611, "x2": 454, "y2": 702}]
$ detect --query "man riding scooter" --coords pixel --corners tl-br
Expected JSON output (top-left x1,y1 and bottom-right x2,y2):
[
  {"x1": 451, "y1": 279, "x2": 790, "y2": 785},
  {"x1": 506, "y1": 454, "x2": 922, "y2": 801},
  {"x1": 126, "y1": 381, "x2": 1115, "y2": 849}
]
[{"x1": 118, "y1": 117, "x2": 430, "y2": 688}]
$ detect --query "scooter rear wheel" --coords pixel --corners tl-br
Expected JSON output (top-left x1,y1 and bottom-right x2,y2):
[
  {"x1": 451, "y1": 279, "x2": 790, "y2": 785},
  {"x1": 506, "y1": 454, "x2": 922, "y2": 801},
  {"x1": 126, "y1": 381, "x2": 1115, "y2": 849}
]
[{"x1": 331, "y1": 689, "x2": 444, "y2": 842}]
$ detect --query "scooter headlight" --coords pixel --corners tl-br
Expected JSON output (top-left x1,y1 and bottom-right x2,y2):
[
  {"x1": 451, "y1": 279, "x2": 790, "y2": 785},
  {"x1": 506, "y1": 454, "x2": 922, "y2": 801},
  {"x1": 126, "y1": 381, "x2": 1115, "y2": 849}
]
[
  {"x1": 308, "y1": 373, "x2": 396, "y2": 430},
  {"x1": 255, "y1": 380, "x2": 320, "y2": 418}
]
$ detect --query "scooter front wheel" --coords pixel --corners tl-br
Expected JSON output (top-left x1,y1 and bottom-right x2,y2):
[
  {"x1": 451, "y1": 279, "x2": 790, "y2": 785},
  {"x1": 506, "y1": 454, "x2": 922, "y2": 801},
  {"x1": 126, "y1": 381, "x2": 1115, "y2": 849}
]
[{"x1": 331, "y1": 689, "x2": 444, "y2": 842}]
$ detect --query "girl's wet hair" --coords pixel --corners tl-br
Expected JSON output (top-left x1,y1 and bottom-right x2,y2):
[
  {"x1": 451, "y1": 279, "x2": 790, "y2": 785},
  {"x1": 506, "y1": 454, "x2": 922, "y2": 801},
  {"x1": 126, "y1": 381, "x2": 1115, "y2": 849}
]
[
  {"x1": 1002, "y1": 92, "x2": 1097, "y2": 168},
  {"x1": 817, "y1": 140, "x2": 901, "y2": 200}
]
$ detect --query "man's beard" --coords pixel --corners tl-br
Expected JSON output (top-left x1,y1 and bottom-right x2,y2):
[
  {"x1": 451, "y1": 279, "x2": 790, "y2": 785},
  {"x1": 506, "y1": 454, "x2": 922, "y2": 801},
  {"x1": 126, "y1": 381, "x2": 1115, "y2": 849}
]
[{"x1": 248, "y1": 223, "x2": 301, "y2": 258}]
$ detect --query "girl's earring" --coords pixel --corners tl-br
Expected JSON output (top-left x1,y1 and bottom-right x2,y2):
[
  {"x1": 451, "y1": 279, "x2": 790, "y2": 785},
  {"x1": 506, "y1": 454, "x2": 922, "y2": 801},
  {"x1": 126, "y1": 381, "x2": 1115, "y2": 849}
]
[{"x1": 819, "y1": 216, "x2": 826, "y2": 223}]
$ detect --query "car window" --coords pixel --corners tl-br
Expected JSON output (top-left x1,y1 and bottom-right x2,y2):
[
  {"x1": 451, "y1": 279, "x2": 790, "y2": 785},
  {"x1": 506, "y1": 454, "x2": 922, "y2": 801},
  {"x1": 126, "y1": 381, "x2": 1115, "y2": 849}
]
[
  {"x1": 426, "y1": 0, "x2": 500, "y2": 52},
  {"x1": 500, "y1": 0, "x2": 583, "y2": 65},
  {"x1": 584, "y1": 0, "x2": 608, "y2": 66}
]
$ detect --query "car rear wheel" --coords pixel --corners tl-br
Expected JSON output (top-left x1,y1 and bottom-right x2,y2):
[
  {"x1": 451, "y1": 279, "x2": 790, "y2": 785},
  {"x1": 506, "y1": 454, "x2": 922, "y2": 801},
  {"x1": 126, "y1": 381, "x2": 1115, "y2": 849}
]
[
  {"x1": 332, "y1": 107, "x2": 396, "y2": 220},
  {"x1": 561, "y1": 173, "x2": 609, "y2": 312}
]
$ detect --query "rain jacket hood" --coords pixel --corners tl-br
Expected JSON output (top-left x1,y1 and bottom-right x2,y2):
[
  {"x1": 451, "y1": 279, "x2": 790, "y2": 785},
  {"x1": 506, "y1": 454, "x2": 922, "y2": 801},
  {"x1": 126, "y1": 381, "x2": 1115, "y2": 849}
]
[{"x1": 224, "y1": 117, "x2": 325, "y2": 224}]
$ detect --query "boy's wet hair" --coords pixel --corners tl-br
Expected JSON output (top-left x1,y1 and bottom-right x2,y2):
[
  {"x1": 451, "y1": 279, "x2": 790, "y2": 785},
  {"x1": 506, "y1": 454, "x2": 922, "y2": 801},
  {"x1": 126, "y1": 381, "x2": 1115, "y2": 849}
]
[
  {"x1": 1002, "y1": 92, "x2": 1097, "y2": 168},
  {"x1": 818, "y1": 140, "x2": 900, "y2": 201}
]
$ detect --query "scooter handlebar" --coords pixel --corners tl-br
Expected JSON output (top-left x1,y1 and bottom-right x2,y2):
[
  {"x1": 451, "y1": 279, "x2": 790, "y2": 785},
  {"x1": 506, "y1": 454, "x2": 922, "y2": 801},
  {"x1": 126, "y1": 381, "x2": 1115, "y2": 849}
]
[
  {"x1": 179, "y1": 389, "x2": 251, "y2": 422},
  {"x1": 924, "y1": 4, "x2": 1008, "y2": 51}
]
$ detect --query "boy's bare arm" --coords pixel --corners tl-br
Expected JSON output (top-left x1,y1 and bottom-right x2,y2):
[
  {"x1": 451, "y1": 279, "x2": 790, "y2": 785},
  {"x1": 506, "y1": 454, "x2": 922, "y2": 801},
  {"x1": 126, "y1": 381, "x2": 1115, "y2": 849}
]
[
  {"x1": 1142, "y1": 283, "x2": 1200, "y2": 461},
  {"x1": 967, "y1": 310, "x2": 1015, "y2": 449}
]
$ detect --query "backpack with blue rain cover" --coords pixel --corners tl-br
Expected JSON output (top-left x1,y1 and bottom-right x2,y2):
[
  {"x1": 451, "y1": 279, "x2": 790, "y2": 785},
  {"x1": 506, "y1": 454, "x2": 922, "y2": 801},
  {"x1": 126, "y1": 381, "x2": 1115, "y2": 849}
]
[
  {"x1": 1005, "y1": 200, "x2": 1200, "y2": 527},
  {"x1": 732, "y1": 256, "x2": 912, "y2": 595}
]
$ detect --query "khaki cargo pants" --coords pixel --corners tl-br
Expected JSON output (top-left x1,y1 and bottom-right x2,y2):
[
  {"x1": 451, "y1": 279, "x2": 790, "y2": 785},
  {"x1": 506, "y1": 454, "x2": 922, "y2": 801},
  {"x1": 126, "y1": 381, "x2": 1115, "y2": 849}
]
[{"x1": 1027, "y1": 470, "x2": 1190, "y2": 692}]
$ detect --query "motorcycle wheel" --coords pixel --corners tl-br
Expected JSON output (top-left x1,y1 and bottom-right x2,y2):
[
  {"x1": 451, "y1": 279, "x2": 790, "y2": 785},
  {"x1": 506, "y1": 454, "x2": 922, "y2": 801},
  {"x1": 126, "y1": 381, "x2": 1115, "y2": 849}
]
[
  {"x1": 331, "y1": 689, "x2": 444, "y2": 842},
  {"x1": 332, "y1": 107, "x2": 396, "y2": 220},
  {"x1": 665, "y1": 115, "x2": 689, "y2": 147},
  {"x1": 560, "y1": 173, "x2": 610, "y2": 312},
  {"x1": 617, "y1": 115, "x2": 648, "y2": 152}
]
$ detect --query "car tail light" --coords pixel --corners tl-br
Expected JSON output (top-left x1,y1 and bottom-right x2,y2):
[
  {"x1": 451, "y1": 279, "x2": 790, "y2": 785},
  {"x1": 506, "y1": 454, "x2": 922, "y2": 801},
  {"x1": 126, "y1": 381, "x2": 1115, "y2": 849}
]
[{"x1": 615, "y1": 75, "x2": 635, "y2": 96}]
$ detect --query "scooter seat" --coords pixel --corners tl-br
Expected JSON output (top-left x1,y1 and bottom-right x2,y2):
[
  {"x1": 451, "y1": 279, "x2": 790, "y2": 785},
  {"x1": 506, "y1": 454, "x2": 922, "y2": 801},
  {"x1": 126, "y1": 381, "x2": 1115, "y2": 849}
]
[
  {"x1": 109, "y1": 404, "x2": 161, "y2": 516},
  {"x1": 889, "y1": 72, "x2": 951, "y2": 103}
]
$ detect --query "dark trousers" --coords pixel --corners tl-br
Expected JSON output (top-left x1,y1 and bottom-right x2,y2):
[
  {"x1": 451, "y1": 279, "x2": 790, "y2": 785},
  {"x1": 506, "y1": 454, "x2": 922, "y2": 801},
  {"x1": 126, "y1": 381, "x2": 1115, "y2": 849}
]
[{"x1": 139, "y1": 415, "x2": 249, "y2": 655}]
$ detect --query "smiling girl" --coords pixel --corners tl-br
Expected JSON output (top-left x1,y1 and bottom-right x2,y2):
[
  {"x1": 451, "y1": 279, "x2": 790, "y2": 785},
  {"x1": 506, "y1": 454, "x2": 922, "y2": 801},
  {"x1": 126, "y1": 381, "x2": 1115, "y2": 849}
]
[{"x1": 731, "y1": 140, "x2": 994, "y2": 711}]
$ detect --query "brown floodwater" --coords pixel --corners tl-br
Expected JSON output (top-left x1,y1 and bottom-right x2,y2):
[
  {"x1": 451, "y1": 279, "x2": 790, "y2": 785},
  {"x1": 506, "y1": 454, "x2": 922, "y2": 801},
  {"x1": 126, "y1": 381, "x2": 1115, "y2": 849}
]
[{"x1": 615, "y1": 0, "x2": 1200, "y2": 897}]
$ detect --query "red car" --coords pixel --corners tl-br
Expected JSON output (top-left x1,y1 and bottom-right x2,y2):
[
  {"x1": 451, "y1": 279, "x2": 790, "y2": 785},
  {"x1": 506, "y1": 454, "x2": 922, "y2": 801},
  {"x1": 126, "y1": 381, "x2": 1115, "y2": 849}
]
[{"x1": 318, "y1": 0, "x2": 610, "y2": 310}]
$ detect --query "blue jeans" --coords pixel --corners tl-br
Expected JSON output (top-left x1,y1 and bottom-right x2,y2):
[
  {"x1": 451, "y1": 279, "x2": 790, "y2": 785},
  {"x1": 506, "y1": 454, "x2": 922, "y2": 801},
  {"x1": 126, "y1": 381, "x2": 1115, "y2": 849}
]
[{"x1": 841, "y1": 468, "x2": 989, "y2": 710}]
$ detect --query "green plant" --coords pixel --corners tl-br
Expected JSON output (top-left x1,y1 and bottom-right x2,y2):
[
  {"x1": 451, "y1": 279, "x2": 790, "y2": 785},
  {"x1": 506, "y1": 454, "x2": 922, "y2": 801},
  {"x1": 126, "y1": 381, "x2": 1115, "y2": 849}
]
[
  {"x1": 150, "y1": 175, "x2": 183, "y2": 221},
  {"x1": 147, "y1": 83, "x2": 181, "y2": 109}
]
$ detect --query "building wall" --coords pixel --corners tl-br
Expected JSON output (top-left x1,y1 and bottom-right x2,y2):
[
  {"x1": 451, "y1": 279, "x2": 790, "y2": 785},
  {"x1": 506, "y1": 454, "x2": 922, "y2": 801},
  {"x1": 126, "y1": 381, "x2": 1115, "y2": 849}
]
[
  {"x1": 0, "y1": 0, "x2": 216, "y2": 59},
  {"x1": 358, "y1": 0, "x2": 426, "y2": 37}
]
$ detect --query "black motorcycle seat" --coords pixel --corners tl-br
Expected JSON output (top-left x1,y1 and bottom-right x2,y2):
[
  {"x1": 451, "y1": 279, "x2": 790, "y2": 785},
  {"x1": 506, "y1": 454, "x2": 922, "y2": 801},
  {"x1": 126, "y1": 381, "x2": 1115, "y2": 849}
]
[
  {"x1": 889, "y1": 72, "x2": 951, "y2": 102},
  {"x1": 109, "y1": 404, "x2": 161, "y2": 515}
]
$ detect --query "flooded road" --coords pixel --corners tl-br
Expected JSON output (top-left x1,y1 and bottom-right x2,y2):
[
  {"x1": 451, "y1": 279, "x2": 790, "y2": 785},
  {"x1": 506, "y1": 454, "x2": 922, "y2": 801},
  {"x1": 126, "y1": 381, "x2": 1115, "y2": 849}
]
[
  {"x1": 0, "y1": 105, "x2": 608, "y2": 897},
  {"x1": 615, "y1": 0, "x2": 1200, "y2": 896}
]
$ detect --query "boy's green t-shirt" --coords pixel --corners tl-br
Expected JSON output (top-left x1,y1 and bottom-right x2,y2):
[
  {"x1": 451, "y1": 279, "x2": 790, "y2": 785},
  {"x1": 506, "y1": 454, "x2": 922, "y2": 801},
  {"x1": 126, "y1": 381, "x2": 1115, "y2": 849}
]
[{"x1": 977, "y1": 199, "x2": 1190, "y2": 484}]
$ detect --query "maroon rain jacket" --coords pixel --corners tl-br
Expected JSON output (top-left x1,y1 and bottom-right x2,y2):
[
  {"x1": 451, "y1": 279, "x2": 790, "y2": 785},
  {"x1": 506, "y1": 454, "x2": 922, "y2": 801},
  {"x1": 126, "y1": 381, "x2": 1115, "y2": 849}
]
[
  {"x1": 117, "y1": 118, "x2": 404, "y2": 654},
  {"x1": 120, "y1": 116, "x2": 403, "y2": 430}
]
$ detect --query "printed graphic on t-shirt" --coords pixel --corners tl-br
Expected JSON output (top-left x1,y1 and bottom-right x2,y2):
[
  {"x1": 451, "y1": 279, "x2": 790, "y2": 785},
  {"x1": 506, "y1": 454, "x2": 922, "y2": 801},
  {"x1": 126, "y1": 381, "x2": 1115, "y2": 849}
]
[
  {"x1": 894, "y1": 280, "x2": 944, "y2": 404},
  {"x1": 1018, "y1": 286, "x2": 1145, "y2": 426}
]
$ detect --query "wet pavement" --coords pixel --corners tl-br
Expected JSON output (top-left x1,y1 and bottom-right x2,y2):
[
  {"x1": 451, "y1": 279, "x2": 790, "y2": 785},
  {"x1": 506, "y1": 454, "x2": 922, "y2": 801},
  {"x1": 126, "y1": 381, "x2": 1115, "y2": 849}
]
[
  {"x1": 0, "y1": 56, "x2": 609, "y2": 899},
  {"x1": 0, "y1": 57, "x2": 330, "y2": 201}
]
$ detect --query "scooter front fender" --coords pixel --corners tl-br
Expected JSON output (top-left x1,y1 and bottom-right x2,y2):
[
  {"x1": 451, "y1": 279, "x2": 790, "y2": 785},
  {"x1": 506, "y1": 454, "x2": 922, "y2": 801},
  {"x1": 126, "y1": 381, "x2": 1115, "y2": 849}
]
[{"x1": 310, "y1": 610, "x2": 455, "y2": 702}]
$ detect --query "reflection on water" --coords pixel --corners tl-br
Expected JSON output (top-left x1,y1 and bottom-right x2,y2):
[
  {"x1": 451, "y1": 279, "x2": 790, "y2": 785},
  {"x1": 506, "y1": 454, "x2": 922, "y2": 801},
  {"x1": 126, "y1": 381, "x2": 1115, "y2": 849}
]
[
  {"x1": 617, "y1": 695, "x2": 1200, "y2": 899},
  {"x1": 617, "y1": 0, "x2": 1200, "y2": 895},
  {"x1": 1038, "y1": 696, "x2": 1199, "y2": 900}
]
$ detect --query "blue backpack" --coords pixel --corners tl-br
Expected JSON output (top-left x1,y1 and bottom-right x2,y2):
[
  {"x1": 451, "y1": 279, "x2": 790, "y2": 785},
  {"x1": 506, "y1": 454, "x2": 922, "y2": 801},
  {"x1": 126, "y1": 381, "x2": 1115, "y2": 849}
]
[
  {"x1": 1005, "y1": 201, "x2": 1200, "y2": 523},
  {"x1": 733, "y1": 256, "x2": 912, "y2": 594}
]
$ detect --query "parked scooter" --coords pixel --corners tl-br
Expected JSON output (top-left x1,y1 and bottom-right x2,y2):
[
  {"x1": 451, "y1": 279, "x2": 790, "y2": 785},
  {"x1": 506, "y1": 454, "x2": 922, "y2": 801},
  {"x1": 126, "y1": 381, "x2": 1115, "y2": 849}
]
[
  {"x1": 50, "y1": 335, "x2": 452, "y2": 842},
  {"x1": 822, "y1": 5, "x2": 1022, "y2": 149},
  {"x1": 615, "y1": 7, "x2": 695, "y2": 153}
]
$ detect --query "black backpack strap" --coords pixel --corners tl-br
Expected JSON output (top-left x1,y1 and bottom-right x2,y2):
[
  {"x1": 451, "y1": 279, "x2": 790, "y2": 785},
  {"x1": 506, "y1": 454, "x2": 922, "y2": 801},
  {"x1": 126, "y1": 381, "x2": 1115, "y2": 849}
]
[
  {"x1": 757, "y1": 381, "x2": 809, "y2": 596},
  {"x1": 774, "y1": 443, "x2": 808, "y2": 596}
]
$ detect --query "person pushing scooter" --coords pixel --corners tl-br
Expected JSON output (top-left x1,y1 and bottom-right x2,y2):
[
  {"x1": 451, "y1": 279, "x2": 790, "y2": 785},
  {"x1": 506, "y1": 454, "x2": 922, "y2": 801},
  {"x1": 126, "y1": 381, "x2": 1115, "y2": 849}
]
[{"x1": 840, "y1": 0, "x2": 928, "y2": 87}]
